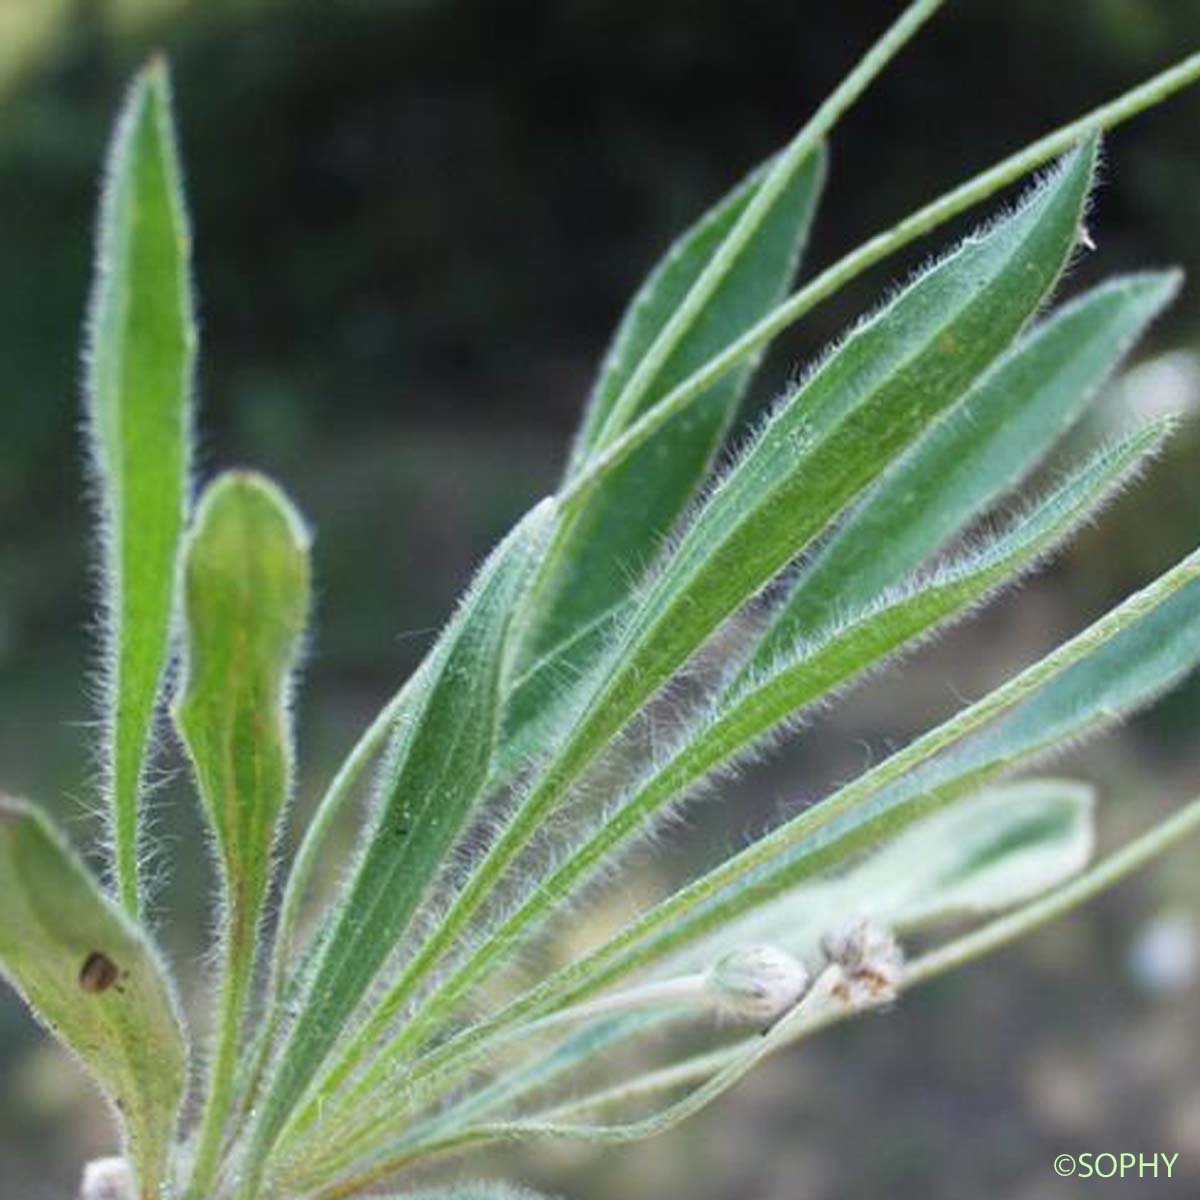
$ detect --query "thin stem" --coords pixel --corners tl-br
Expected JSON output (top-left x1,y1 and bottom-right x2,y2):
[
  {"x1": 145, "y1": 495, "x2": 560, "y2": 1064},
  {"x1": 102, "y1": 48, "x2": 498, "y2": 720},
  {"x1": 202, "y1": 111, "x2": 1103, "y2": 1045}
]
[
  {"x1": 185, "y1": 912, "x2": 256, "y2": 1200},
  {"x1": 563, "y1": 48, "x2": 1200, "y2": 512},
  {"x1": 588, "y1": 0, "x2": 948, "y2": 454}
]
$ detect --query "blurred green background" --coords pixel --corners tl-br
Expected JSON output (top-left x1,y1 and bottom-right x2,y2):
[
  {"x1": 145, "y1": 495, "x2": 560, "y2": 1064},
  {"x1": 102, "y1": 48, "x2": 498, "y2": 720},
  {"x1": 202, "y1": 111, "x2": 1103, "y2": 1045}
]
[{"x1": 2, "y1": 2, "x2": 1200, "y2": 1197}]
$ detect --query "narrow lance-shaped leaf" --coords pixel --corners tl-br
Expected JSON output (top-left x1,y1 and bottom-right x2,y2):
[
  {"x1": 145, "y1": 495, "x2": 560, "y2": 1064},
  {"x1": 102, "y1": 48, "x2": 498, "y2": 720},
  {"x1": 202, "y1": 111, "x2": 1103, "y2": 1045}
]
[
  {"x1": 0, "y1": 799, "x2": 186, "y2": 1199},
  {"x1": 248, "y1": 499, "x2": 556, "y2": 1174},
  {"x1": 172, "y1": 472, "x2": 311, "y2": 1198},
  {"x1": 579, "y1": 555, "x2": 1200, "y2": 997},
  {"x1": 516, "y1": 149, "x2": 827, "y2": 670},
  {"x1": 749, "y1": 270, "x2": 1180, "y2": 665},
  {"x1": 85, "y1": 59, "x2": 196, "y2": 916},
  {"x1": 369, "y1": 143, "x2": 1098, "y2": 1045},
  {"x1": 392, "y1": 778, "x2": 1096, "y2": 1141},
  {"x1": 440, "y1": 534, "x2": 1200, "y2": 1055},
  {"x1": 548, "y1": 142, "x2": 1097, "y2": 818},
  {"x1": 334, "y1": 421, "x2": 1160, "y2": 1109}
]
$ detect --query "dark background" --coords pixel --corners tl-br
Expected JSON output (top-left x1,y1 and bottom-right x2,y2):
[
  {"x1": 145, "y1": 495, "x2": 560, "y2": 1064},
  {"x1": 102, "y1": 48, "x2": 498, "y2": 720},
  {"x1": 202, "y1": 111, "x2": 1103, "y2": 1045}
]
[{"x1": 2, "y1": 2, "x2": 1200, "y2": 1197}]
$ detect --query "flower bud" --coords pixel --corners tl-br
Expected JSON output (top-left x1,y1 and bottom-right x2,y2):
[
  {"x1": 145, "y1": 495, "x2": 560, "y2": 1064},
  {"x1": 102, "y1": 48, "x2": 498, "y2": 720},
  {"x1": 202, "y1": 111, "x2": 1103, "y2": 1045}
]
[
  {"x1": 80, "y1": 1157, "x2": 134, "y2": 1200},
  {"x1": 706, "y1": 944, "x2": 810, "y2": 1023},
  {"x1": 821, "y1": 919, "x2": 904, "y2": 1010}
]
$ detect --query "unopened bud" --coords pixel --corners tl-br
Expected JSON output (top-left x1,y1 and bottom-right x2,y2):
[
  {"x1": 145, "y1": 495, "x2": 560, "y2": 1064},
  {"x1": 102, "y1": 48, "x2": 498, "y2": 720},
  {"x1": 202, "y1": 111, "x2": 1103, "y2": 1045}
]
[
  {"x1": 706, "y1": 944, "x2": 810, "y2": 1023},
  {"x1": 821, "y1": 919, "x2": 904, "y2": 1010},
  {"x1": 80, "y1": 1157, "x2": 134, "y2": 1200}
]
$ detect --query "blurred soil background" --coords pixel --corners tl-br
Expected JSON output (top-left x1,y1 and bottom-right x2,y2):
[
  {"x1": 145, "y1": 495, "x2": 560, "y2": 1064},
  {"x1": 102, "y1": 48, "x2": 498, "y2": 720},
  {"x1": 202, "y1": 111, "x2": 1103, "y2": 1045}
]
[{"x1": 1, "y1": 2, "x2": 1200, "y2": 1197}]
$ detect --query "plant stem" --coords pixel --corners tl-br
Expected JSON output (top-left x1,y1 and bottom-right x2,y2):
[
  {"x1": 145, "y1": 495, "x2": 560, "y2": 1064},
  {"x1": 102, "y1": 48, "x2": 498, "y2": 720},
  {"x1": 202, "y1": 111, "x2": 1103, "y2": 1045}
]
[
  {"x1": 185, "y1": 911, "x2": 256, "y2": 1200},
  {"x1": 587, "y1": 0, "x2": 948, "y2": 455},
  {"x1": 563, "y1": 47, "x2": 1200, "y2": 513}
]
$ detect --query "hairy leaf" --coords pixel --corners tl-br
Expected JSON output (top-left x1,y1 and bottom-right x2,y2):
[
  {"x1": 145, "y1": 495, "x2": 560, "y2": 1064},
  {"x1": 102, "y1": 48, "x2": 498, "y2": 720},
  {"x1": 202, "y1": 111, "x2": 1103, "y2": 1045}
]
[
  {"x1": 84, "y1": 59, "x2": 196, "y2": 915},
  {"x1": 249, "y1": 499, "x2": 556, "y2": 1170},
  {"x1": 519, "y1": 148, "x2": 827, "y2": 667},
  {"x1": 173, "y1": 471, "x2": 312, "y2": 1196},
  {"x1": 539, "y1": 141, "x2": 1097, "y2": 825},
  {"x1": 0, "y1": 799, "x2": 186, "y2": 1196},
  {"x1": 339, "y1": 422, "x2": 1159, "y2": 1095},
  {"x1": 750, "y1": 270, "x2": 1180, "y2": 664},
  {"x1": 711, "y1": 778, "x2": 1096, "y2": 963},
  {"x1": 596, "y1": 555, "x2": 1200, "y2": 990},
  {"x1": 298, "y1": 145, "x2": 1098, "y2": 1124}
]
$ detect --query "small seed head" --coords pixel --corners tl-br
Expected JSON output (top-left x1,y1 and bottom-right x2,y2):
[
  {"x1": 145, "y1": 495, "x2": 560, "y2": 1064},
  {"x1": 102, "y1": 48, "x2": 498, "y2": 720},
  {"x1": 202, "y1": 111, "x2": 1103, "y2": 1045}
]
[
  {"x1": 821, "y1": 919, "x2": 904, "y2": 1010},
  {"x1": 706, "y1": 944, "x2": 810, "y2": 1024}
]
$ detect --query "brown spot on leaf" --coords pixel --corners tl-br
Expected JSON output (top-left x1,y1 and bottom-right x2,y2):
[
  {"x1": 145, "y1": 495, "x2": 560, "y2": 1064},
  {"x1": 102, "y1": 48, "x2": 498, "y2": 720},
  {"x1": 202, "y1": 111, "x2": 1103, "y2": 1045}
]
[{"x1": 79, "y1": 951, "x2": 119, "y2": 994}]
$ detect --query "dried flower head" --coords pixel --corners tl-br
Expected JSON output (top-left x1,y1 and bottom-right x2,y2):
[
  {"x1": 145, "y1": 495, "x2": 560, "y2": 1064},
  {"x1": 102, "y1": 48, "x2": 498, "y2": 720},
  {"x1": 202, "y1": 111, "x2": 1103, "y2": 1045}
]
[{"x1": 821, "y1": 920, "x2": 905, "y2": 1010}]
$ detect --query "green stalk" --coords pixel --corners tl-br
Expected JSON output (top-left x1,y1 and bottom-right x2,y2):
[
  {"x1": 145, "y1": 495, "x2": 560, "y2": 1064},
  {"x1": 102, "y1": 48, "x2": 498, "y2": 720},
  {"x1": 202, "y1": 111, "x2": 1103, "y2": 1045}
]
[
  {"x1": 588, "y1": 0, "x2": 947, "y2": 452},
  {"x1": 563, "y1": 48, "x2": 1200, "y2": 512},
  {"x1": 186, "y1": 911, "x2": 257, "y2": 1199}
]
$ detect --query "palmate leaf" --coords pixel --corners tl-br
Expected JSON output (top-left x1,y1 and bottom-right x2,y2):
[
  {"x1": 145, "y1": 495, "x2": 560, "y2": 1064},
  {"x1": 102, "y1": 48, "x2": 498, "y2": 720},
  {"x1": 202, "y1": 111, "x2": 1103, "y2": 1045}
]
[
  {"x1": 341, "y1": 140, "x2": 1098, "y2": 1059},
  {"x1": 172, "y1": 472, "x2": 312, "y2": 1198},
  {"x1": 84, "y1": 60, "x2": 196, "y2": 917},
  {"x1": 0, "y1": 799, "x2": 186, "y2": 1198},
  {"x1": 406, "y1": 534, "x2": 1200, "y2": 1082},
  {"x1": 248, "y1": 500, "x2": 557, "y2": 1173},
  {"x1": 323, "y1": 419, "x2": 1162, "y2": 1099},
  {"x1": 502, "y1": 267, "x2": 1177, "y2": 783},
  {"x1": 748, "y1": 270, "x2": 1180, "y2": 664},
  {"x1": 271, "y1": 144, "x2": 1100, "y2": 1159}
]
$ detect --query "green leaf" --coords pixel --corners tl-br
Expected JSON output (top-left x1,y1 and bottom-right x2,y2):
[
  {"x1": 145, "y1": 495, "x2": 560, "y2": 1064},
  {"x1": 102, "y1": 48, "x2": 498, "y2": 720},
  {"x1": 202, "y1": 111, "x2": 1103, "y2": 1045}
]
[
  {"x1": 249, "y1": 499, "x2": 556, "y2": 1174},
  {"x1": 84, "y1": 59, "x2": 196, "y2": 916},
  {"x1": 0, "y1": 798, "x2": 186, "y2": 1197},
  {"x1": 305, "y1": 146, "x2": 1098, "y2": 1111},
  {"x1": 172, "y1": 471, "x2": 311, "y2": 1198},
  {"x1": 874, "y1": 777, "x2": 1097, "y2": 928},
  {"x1": 513, "y1": 148, "x2": 826, "y2": 703},
  {"x1": 570, "y1": 151, "x2": 827, "y2": 465},
  {"x1": 715, "y1": 778, "x2": 1096, "y2": 962},
  {"x1": 312, "y1": 421, "x2": 1157, "y2": 1126},
  {"x1": 548, "y1": 140, "x2": 1096, "y2": 810},
  {"x1": 610, "y1": 552, "x2": 1200, "y2": 984},
  {"x1": 749, "y1": 271, "x2": 1180, "y2": 665},
  {"x1": 467, "y1": 535, "x2": 1200, "y2": 1038},
  {"x1": 498, "y1": 601, "x2": 627, "y2": 783},
  {"x1": 175, "y1": 472, "x2": 312, "y2": 907}
]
